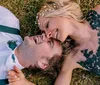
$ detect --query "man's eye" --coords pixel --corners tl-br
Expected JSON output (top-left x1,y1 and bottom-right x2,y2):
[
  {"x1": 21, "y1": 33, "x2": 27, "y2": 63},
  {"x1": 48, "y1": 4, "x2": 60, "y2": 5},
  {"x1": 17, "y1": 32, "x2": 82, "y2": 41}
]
[
  {"x1": 48, "y1": 41, "x2": 51, "y2": 46},
  {"x1": 55, "y1": 29, "x2": 58, "y2": 39},
  {"x1": 48, "y1": 40, "x2": 53, "y2": 48},
  {"x1": 48, "y1": 41, "x2": 52, "y2": 47}
]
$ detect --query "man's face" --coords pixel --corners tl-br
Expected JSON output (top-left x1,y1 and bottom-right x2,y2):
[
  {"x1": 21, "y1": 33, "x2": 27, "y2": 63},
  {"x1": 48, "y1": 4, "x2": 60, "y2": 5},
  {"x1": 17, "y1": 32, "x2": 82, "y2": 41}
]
[{"x1": 23, "y1": 34, "x2": 62, "y2": 70}]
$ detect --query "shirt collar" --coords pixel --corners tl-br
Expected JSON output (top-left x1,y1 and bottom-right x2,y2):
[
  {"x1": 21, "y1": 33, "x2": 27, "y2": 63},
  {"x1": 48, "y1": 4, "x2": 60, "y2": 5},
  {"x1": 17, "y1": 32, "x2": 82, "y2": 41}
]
[{"x1": 6, "y1": 44, "x2": 24, "y2": 71}]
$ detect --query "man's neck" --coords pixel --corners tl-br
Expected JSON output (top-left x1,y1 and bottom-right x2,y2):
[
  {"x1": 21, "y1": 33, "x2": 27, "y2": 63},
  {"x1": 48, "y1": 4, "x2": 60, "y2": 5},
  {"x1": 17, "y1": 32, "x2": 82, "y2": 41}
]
[{"x1": 14, "y1": 44, "x2": 27, "y2": 68}]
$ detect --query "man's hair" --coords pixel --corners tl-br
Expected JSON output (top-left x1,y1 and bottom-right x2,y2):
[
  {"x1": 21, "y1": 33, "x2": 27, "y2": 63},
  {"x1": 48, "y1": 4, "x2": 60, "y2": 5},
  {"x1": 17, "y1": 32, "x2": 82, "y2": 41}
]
[
  {"x1": 28, "y1": 53, "x2": 62, "y2": 73},
  {"x1": 44, "y1": 38, "x2": 62, "y2": 70},
  {"x1": 48, "y1": 54, "x2": 61, "y2": 69}
]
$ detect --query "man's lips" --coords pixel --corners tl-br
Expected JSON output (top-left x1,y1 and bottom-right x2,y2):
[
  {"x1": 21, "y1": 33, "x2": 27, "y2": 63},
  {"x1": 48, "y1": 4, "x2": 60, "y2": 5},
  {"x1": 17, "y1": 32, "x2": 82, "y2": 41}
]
[
  {"x1": 29, "y1": 36, "x2": 38, "y2": 44},
  {"x1": 29, "y1": 34, "x2": 46, "y2": 44},
  {"x1": 29, "y1": 36, "x2": 43, "y2": 44}
]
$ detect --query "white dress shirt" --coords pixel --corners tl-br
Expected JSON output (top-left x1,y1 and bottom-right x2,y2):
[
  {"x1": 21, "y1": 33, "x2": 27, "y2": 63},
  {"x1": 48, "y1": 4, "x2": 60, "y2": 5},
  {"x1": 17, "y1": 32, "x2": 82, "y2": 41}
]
[{"x1": 0, "y1": 6, "x2": 24, "y2": 81}]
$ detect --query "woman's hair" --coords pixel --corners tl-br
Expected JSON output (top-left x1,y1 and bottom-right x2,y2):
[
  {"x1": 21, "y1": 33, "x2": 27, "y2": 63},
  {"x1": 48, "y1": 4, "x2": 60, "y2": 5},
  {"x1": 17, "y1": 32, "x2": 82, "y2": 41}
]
[{"x1": 37, "y1": 0, "x2": 83, "y2": 22}]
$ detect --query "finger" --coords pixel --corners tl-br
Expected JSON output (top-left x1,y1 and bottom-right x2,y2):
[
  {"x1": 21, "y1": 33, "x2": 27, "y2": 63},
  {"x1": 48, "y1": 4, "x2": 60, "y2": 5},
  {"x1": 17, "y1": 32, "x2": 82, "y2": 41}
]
[
  {"x1": 9, "y1": 82, "x2": 18, "y2": 85},
  {"x1": 8, "y1": 77, "x2": 20, "y2": 83},
  {"x1": 13, "y1": 66, "x2": 25, "y2": 78},
  {"x1": 8, "y1": 71, "x2": 18, "y2": 80},
  {"x1": 9, "y1": 82, "x2": 15, "y2": 85},
  {"x1": 8, "y1": 70, "x2": 17, "y2": 76},
  {"x1": 13, "y1": 66, "x2": 22, "y2": 74},
  {"x1": 8, "y1": 75, "x2": 18, "y2": 80}
]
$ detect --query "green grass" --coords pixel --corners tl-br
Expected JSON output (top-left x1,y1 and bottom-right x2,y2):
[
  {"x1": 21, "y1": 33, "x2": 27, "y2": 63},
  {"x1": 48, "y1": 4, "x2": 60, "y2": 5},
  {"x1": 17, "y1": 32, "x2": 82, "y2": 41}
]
[{"x1": 0, "y1": 0, "x2": 100, "y2": 85}]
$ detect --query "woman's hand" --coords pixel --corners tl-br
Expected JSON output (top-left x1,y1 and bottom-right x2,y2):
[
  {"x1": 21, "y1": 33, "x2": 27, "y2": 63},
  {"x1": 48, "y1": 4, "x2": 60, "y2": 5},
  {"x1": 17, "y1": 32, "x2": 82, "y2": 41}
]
[{"x1": 8, "y1": 66, "x2": 33, "y2": 85}]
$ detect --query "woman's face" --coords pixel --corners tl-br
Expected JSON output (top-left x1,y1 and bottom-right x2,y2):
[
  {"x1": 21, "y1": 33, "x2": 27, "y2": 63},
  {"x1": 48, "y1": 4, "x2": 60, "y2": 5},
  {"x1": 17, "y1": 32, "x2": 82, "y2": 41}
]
[{"x1": 38, "y1": 17, "x2": 68, "y2": 42}]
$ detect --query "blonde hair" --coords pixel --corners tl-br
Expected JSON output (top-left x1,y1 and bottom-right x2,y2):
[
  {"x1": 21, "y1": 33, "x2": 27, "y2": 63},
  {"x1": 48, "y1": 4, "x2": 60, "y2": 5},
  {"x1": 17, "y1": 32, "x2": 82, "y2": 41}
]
[{"x1": 37, "y1": 0, "x2": 83, "y2": 22}]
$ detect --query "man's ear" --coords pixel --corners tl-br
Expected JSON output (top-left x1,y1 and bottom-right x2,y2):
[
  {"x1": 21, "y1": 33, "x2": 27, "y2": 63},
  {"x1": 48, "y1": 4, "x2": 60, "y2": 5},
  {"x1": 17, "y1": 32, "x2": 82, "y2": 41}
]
[{"x1": 38, "y1": 61, "x2": 49, "y2": 70}]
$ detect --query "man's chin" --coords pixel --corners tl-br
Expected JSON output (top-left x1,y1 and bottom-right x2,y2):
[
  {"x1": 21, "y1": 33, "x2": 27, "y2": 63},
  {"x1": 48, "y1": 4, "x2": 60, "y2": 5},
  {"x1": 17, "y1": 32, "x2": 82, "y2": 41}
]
[{"x1": 24, "y1": 36, "x2": 36, "y2": 45}]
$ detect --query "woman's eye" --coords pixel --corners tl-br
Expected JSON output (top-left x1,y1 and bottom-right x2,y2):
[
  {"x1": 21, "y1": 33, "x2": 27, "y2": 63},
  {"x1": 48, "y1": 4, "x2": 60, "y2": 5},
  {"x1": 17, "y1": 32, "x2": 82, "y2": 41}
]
[
  {"x1": 46, "y1": 21, "x2": 49, "y2": 28},
  {"x1": 41, "y1": 30, "x2": 45, "y2": 34}
]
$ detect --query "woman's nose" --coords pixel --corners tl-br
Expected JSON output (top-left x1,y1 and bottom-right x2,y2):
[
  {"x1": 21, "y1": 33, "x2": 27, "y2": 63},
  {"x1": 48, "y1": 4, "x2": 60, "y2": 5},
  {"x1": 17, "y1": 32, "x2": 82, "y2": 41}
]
[{"x1": 47, "y1": 32, "x2": 52, "y2": 38}]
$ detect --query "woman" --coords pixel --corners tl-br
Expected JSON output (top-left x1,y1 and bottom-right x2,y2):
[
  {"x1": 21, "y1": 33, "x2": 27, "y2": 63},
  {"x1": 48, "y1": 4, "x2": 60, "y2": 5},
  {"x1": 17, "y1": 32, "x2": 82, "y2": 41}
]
[
  {"x1": 37, "y1": 0, "x2": 100, "y2": 84},
  {"x1": 8, "y1": 0, "x2": 100, "y2": 85}
]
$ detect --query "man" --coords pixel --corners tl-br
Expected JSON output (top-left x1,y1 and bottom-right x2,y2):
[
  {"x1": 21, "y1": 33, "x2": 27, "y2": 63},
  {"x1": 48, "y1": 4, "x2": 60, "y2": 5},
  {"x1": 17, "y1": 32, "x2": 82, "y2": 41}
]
[{"x1": 0, "y1": 6, "x2": 62, "y2": 85}]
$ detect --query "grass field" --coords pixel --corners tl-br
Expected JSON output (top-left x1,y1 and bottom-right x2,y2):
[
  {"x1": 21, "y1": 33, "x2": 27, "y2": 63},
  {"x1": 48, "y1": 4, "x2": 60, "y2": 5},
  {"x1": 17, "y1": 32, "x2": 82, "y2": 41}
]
[{"x1": 0, "y1": 0, "x2": 100, "y2": 85}]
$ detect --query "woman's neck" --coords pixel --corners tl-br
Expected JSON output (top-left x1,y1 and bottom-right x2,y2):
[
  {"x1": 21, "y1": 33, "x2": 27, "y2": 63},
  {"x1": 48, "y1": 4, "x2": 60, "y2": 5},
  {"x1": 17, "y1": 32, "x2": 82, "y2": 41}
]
[{"x1": 70, "y1": 19, "x2": 92, "y2": 44}]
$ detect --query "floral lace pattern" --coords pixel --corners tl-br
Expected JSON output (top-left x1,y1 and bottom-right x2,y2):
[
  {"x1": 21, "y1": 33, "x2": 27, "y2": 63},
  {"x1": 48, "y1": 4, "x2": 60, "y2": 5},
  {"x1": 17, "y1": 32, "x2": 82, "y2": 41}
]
[{"x1": 78, "y1": 10, "x2": 100, "y2": 76}]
